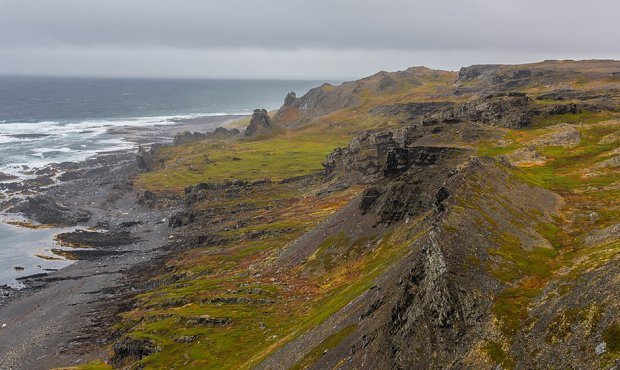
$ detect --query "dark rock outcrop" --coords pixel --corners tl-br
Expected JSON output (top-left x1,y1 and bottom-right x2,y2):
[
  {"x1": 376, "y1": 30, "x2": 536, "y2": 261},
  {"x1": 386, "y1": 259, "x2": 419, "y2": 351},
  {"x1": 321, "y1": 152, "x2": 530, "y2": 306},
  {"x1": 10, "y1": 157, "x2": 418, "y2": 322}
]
[
  {"x1": 324, "y1": 126, "x2": 469, "y2": 184},
  {"x1": 369, "y1": 102, "x2": 455, "y2": 122},
  {"x1": 173, "y1": 131, "x2": 207, "y2": 145},
  {"x1": 457, "y1": 64, "x2": 502, "y2": 82},
  {"x1": 136, "y1": 145, "x2": 158, "y2": 171},
  {"x1": 55, "y1": 229, "x2": 139, "y2": 248},
  {"x1": 427, "y1": 93, "x2": 537, "y2": 128},
  {"x1": 277, "y1": 84, "x2": 360, "y2": 119},
  {"x1": 12, "y1": 195, "x2": 90, "y2": 226},
  {"x1": 209, "y1": 127, "x2": 240, "y2": 139},
  {"x1": 0, "y1": 172, "x2": 17, "y2": 182},
  {"x1": 245, "y1": 109, "x2": 275, "y2": 137},
  {"x1": 112, "y1": 337, "x2": 159, "y2": 364}
]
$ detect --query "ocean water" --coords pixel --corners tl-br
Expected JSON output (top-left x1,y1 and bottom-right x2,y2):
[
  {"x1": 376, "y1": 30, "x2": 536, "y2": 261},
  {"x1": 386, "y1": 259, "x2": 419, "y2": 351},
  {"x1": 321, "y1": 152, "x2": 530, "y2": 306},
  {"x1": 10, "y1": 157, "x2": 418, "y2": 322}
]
[
  {"x1": 0, "y1": 76, "x2": 323, "y2": 178},
  {"x1": 0, "y1": 76, "x2": 324, "y2": 288},
  {"x1": 0, "y1": 218, "x2": 78, "y2": 288}
]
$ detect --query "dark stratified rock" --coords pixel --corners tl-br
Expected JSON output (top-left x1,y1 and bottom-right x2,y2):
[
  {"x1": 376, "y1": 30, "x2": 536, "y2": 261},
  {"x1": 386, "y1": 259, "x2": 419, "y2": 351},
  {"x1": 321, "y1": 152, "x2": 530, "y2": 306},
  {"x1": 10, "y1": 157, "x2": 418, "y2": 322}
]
[
  {"x1": 283, "y1": 91, "x2": 297, "y2": 106},
  {"x1": 370, "y1": 102, "x2": 455, "y2": 122},
  {"x1": 245, "y1": 109, "x2": 275, "y2": 137},
  {"x1": 0, "y1": 172, "x2": 18, "y2": 182},
  {"x1": 112, "y1": 337, "x2": 160, "y2": 364},
  {"x1": 12, "y1": 195, "x2": 90, "y2": 226},
  {"x1": 457, "y1": 64, "x2": 502, "y2": 81},
  {"x1": 55, "y1": 229, "x2": 139, "y2": 248},
  {"x1": 209, "y1": 127, "x2": 240, "y2": 139},
  {"x1": 173, "y1": 131, "x2": 207, "y2": 146},
  {"x1": 324, "y1": 125, "x2": 469, "y2": 185},
  {"x1": 427, "y1": 93, "x2": 538, "y2": 128}
]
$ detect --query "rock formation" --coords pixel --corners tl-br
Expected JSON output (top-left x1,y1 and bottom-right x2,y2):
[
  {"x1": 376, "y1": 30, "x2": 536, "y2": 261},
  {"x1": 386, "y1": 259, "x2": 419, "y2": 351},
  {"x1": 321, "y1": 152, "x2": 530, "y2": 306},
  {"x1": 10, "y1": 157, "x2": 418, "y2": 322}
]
[{"x1": 244, "y1": 109, "x2": 275, "y2": 137}]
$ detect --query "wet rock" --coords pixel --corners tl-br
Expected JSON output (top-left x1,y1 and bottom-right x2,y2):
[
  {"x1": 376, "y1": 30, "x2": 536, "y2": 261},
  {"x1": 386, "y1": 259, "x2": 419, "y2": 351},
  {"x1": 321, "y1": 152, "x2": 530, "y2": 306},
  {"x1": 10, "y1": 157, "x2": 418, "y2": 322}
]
[
  {"x1": 12, "y1": 195, "x2": 90, "y2": 226},
  {"x1": 0, "y1": 172, "x2": 18, "y2": 182},
  {"x1": 56, "y1": 229, "x2": 139, "y2": 248}
]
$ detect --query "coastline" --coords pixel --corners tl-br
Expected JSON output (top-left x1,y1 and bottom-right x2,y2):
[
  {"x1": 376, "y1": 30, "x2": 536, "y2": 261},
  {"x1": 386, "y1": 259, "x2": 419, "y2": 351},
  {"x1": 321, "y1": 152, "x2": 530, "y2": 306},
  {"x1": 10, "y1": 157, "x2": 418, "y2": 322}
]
[{"x1": 0, "y1": 114, "x2": 245, "y2": 369}]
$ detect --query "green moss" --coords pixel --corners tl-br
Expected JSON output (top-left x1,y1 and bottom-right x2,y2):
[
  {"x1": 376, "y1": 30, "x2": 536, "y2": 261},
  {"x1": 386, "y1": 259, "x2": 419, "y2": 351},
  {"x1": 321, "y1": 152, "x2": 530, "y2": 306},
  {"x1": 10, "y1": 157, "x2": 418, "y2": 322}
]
[
  {"x1": 536, "y1": 222, "x2": 561, "y2": 249},
  {"x1": 484, "y1": 341, "x2": 516, "y2": 369},
  {"x1": 493, "y1": 286, "x2": 542, "y2": 336},
  {"x1": 604, "y1": 323, "x2": 620, "y2": 352},
  {"x1": 530, "y1": 111, "x2": 615, "y2": 129},
  {"x1": 290, "y1": 324, "x2": 358, "y2": 370},
  {"x1": 488, "y1": 232, "x2": 557, "y2": 282}
]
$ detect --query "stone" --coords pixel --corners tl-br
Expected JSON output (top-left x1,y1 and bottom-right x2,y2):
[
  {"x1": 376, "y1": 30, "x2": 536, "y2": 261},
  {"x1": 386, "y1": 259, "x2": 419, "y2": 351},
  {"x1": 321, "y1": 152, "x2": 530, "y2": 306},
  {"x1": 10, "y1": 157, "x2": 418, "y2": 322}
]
[
  {"x1": 12, "y1": 195, "x2": 90, "y2": 226},
  {"x1": 245, "y1": 109, "x2": 274, "y2": 137}
]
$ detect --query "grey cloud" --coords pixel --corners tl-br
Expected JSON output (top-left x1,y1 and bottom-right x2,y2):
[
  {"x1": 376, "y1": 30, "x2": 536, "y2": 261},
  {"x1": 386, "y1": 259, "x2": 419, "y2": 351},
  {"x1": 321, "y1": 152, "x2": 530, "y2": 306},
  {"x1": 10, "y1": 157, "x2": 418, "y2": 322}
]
[{"x1": 0, "y1": 0, "x2": 618, "y2": 78}]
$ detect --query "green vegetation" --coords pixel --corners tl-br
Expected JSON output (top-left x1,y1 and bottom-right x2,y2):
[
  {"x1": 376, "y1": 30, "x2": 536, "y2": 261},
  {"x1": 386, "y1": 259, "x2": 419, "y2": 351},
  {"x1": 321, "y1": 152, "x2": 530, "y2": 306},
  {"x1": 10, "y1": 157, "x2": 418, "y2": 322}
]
[
  {"x1": 604, "y1": 323, "x2": 620, "y2": 353},
  {"x1": 137, "y1": 131, "x2": 351, "y2": 193},
  {"x1": 473, "y1": 113, "x2": 620, "y2": 359},
  {"x1": 530, "y1": 110, "x2": 616, "y2": 129},
  {"x1": 484, "y1": 341, "x2": 516, "y2": 370},
  {"x1": 289, "y1": 324, "x2": 357, "y2": 370},
  {"x1": 75, "y1": 63, "x2": 620, "y2": 369}
]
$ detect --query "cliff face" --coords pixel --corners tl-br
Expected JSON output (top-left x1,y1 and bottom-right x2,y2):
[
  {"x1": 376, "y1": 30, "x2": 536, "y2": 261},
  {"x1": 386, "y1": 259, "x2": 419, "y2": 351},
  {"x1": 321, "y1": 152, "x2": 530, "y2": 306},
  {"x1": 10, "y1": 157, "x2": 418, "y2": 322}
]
[{"x1": 103, "y1": 60, "x2": 620, "y2": 370}]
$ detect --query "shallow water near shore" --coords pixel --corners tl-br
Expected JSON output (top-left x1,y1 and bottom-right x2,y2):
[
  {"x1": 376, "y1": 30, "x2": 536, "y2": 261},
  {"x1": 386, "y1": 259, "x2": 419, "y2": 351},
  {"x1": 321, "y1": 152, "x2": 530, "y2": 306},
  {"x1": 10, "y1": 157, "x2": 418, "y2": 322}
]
[{"x1": 0, "y1": 218, "x2": 77, "y2": 288}]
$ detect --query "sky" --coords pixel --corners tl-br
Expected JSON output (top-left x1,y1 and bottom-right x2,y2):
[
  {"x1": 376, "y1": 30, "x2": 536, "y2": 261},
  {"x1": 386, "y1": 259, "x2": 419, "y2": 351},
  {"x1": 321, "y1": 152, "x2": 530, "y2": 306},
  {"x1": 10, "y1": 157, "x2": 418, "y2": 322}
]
[{"x1": 0, "y1": 0, "x2": 619, "y2": 79}]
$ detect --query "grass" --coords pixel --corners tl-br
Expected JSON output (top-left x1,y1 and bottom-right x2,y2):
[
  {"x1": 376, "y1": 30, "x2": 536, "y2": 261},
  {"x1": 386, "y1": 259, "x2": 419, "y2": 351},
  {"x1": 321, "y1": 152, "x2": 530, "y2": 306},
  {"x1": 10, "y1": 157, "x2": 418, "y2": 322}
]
[{"x1": 136, "y1": 131, "x2": 351, "y2": 193}]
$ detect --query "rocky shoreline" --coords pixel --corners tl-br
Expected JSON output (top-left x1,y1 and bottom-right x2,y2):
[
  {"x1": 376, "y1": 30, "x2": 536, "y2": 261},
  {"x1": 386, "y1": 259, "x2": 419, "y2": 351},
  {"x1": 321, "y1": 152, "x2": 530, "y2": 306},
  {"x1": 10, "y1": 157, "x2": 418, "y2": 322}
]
[{"x1": 0, "y1": 115, "x2": 243, "y2": 369}]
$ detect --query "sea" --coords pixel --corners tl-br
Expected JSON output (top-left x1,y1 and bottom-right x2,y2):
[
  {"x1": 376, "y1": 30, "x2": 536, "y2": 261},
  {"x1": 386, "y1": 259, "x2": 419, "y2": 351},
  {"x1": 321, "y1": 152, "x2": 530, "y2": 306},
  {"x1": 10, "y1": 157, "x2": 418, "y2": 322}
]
[
  {"x1": 0, "y1": 76, "x2": 324, "y2": 288},
  {"x1": 0, "y1": 76, "x2": 324, "y2": 179}
]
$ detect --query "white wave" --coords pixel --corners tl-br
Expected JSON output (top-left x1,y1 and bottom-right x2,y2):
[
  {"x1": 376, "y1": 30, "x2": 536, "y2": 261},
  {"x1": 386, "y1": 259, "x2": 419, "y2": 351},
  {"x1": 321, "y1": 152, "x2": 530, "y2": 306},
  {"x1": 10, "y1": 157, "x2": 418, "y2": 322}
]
[
  {"x1": 0, "y1": 112, "x2": 249, "y2": 182},
  {"x1": 0, "y1": 135, "x2": 18, "y2": 144}
]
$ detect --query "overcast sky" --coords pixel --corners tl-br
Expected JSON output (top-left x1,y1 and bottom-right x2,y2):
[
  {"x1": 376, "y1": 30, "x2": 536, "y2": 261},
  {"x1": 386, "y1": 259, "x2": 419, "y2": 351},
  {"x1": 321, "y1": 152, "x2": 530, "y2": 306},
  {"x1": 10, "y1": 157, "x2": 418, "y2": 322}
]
[{"x1": 0, "y1": 0, "x2": 618, "y2": 79}]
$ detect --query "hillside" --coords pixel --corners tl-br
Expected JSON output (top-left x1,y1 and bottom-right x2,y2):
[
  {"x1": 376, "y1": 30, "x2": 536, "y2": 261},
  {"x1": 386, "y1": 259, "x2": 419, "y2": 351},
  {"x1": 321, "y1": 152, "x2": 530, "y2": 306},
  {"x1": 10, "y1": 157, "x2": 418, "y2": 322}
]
[{"x1": 77, "y1": 60, "x2": 619, "y2": 369}]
